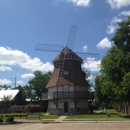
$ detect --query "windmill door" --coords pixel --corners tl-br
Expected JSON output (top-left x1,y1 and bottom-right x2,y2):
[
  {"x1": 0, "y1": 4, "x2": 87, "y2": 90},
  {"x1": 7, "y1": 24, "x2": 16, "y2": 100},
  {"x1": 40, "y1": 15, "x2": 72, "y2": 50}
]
[{"x1": 64, "y1": 102, "x2": 69, "y2": 114}]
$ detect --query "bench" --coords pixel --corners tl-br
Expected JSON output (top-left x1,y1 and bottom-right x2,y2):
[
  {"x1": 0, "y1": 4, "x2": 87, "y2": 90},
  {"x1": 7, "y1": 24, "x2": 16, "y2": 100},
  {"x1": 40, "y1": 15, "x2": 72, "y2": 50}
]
[{"x1": 26, "y1": 113, "x2": 41, "y2": 119}]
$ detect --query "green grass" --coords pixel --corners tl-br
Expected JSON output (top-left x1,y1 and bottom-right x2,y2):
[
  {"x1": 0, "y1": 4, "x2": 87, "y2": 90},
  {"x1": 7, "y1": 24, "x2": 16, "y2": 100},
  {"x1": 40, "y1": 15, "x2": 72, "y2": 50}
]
[
  {"x1": 0, "y1": 112, "x2": 60, "y2": 120},
  {"x1": 1, "y1": 109, "x2": 130, "y2": 121},
  {"x1": 41, "y1": 115, "x2": 60, "y2": 119},
  {"x1": 65, "y1": 109, "x2": 130, "y2": 121}
]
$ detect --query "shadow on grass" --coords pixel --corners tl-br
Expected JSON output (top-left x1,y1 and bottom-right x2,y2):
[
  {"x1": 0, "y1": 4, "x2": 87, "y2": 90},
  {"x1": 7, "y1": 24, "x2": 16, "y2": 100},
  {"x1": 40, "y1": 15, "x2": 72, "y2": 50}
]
[
  {"x1": 121, "y1": 114, "x2": 130, "y2": 119},
  {"x1": 88, "y1": 112, "x2": 118, "y2": 115}
]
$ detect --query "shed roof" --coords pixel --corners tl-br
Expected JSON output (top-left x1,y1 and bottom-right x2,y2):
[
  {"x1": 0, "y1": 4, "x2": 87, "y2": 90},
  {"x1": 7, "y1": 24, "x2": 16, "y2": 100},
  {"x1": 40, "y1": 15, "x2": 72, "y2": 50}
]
[{"x1": 0, "y1": 89, "x2": 19, "y2": 101}]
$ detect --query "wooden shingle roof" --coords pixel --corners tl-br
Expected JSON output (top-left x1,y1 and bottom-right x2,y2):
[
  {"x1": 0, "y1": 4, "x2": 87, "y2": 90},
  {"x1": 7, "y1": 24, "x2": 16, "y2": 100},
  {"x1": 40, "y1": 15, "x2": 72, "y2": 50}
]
[
  {"x1": 46, "y1": 47, "x2": 89, "y2": 88},
  {"x1": 52, "y1": 46, "x2": 83, "y2": 63}
]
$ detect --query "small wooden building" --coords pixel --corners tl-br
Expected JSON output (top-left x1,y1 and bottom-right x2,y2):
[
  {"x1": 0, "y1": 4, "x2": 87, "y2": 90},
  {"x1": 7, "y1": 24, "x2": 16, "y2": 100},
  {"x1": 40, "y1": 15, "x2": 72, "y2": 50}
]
[{"x1": 43, "y1": 47, "x2": 94, "y2": 115}]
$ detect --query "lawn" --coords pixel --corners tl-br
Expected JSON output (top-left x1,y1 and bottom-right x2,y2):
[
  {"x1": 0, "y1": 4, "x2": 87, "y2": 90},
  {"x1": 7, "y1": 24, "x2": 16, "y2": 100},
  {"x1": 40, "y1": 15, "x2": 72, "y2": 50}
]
[
  {"x1": 65, "y1": 109, "x2": 130, "y2": 121},
  {"x1": 1, "y1": 109, "x2": 130, "y2": 122},
  {"x1": 0, "y1": 112, "x2": 60, "y2": 120}
]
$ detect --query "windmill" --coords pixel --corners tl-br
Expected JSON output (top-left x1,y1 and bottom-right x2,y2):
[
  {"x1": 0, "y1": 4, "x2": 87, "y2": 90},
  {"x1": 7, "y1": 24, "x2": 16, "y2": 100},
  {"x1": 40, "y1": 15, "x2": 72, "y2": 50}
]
[
  {"x1": 35, "y1": 26, "x2": 99, "y2": 115},
  {"x1": 35, "y1": 26, "x2": 99, "y2": 79}
]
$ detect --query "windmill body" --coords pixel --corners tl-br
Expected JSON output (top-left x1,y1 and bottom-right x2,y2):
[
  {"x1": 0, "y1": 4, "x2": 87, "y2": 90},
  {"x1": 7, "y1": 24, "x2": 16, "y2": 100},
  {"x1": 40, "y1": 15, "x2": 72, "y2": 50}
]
[
  {"x1": 36, "y1": 26, "x2": 97, "y2": 115},
  {"x1": 45, "y1": 47, "x2": 93, "y2": 115}
]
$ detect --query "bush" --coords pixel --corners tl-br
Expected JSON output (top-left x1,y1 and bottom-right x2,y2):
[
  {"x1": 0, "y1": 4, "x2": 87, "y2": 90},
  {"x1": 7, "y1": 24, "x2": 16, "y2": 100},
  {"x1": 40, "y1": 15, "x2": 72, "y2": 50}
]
[
  {"x1": 5, "y1": 117, "x2": 14, "y2": 122},
  {"x1": 11, "y1": 104, "x2": 42, "y2": 113},
  {"x1": 8, "y1": 113, "x2": 27, "y2": 117},
  {"x1": 11, "y1": 105, "x2": 26, "y2": 113},
  {"x1": 0, "y1": 118, "x2": 3, "y2": 122},
  {"x1": 26, "y1": 104, "x2": 41, "y2": 112}
]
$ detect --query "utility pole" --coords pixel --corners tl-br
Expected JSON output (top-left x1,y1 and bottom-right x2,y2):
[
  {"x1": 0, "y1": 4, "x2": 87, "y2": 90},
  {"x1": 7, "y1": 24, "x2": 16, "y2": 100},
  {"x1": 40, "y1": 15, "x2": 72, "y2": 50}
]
[
  {"x1": 11, "y1": 75, "x2": 17, "y2": 88},
  {"x1": 14, "y1": 75, "x2": 17, "y2": 88}
]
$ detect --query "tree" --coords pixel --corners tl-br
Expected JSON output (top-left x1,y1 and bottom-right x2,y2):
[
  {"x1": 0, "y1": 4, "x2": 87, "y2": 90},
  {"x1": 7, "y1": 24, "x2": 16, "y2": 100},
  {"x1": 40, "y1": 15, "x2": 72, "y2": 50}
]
[
  {"x1": 0, "y1": 95, "x2": 12, "y2": 109},
  {"x1": 27, "y1": 71, "x2": 52, "y2": 101},
  {"x1": 112, "y1": 16, "x2": 130, "y2": 54},
  {"x1": 83, "y1": 69, "x2": 94, "y2": 91},
  {"x1": 94, "y1": 17, "x2": 130, "y2": 113},
  {"x1": 23, "y1": 84, "x2": 34, "y2": 101}
]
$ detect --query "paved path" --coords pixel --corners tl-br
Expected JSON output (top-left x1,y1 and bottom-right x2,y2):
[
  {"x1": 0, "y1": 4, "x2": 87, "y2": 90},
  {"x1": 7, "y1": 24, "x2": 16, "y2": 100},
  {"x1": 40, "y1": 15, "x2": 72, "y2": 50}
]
[
  {"x1": 54, "y1": 116, "x2": 67, "y2": 123},
  {"x1": 13, "y1": 115, "x2": 67, "y2": 123},
  {"x1": 0, "y1": 122, "x2": 130, "y2": 130}
]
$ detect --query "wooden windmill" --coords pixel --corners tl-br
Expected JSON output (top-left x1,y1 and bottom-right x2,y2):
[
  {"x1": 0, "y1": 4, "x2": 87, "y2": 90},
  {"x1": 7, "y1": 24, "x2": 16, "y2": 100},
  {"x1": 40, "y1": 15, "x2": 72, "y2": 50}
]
[{"x1": 35, "y1": 26, "x2": 99, "y2": 115}]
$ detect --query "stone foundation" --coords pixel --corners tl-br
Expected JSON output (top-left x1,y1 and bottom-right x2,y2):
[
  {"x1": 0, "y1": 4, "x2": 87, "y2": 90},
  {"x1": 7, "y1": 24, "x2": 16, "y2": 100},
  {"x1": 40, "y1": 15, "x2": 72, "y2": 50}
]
[
  {"x1": 47, "y1": 108, "x2": 63, "y2": 115},
  {"x1": 47, "y1": 108, "x2": 89, "y2": 115}
]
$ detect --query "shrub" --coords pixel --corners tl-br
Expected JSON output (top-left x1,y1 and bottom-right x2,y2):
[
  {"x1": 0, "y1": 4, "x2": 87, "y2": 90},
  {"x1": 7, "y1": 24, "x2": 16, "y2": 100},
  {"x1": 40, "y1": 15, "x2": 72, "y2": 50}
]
[
  {"x1": 5, "y1": 117, "x2": 14, "y2": 122},
  {"x1": 11, "y1": 105, "x2": 25, "y2": 109},
  {"x1": 25, "y1": 104, "x2": 41, "y2": 112},
  {"x1": 0, "y1": 118, "x2": 3, "y2": 122},
  {"x1": 8, "y1": 113, "x2": 27, "y2": 117}
]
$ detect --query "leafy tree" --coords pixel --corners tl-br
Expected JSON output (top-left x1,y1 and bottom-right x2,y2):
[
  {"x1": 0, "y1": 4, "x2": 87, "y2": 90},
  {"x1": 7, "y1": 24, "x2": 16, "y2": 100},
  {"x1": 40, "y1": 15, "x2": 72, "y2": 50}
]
[
  {"x1": 121, "y1": 72, "x2": 130, "y2": 101},
  {"x1": 112, "y1": 16, "x2": 130, "y2": 53},
  {"x1": 0, "y1": 95, "x2": 12, "y2": 109},
  {"x1": 94, "y1": 75, "x2": 113, "y2": 107},
  {"x1": 27, "y1": 71, "x2": 52, "y2": 101},
  {"x1": 23, "y1": 84, "x2": 34, "y2": 101},
  {"x1": 94, "y1": 17, "x2": 130, "y2": 112},
  {"x1": 83, "y1": 69, "x2": 94, "y2": 91}
]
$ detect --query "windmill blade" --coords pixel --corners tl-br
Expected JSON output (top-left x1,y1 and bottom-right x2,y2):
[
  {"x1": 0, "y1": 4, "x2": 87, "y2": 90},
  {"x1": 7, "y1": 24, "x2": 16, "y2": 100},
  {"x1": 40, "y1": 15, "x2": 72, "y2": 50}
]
[
  {"x1": 75, "y1": 52, "x2": 99, "y2": 61},
  {"x1": 66, "y1": 26, "x2": 78, "y2": 50},
  {"x1": 35, "y1": 44, "x2": 64, "y2": 52}
]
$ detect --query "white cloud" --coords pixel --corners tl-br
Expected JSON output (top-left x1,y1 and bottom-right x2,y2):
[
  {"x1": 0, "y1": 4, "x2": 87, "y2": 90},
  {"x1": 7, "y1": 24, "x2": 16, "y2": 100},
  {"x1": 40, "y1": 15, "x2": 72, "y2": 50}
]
[
  {"x1": 106, "y1": 17, "x2": 122, "y2": 34},
  {"x1": 61, "y1": 0, "x2": 91, "y2": 7},
  {"x1": 0, "y1": 66, "x2": 12, "y2": 71},
  {"x1": 97, "y1": 37, "x2": 112, "y2": 49},
  {"x1": 82, "y1": 45, "x2": 88, "y2": 51},
  {"x1": 111, "y1": 17, "x2": 122, "y2": 23},
  {"x1": 107, "y1": 0, "x2": 130, "y2": 9},
  {"x1": 87, "y1": 75, "x2": 96, "y2": 81},
  {"x1": 0, "y1": 79, "x2": 12, "y2": 85},
  {"x1": 0, "y1": 46, "x2": 54, "y2": 72},
  {"x1": 17, "y1": 80, "x2": 23, "y2": 85},
  {"x1": 21, "y1": 73, "x2": 35, "y2": 79},
  {"x1": 106, "y1": 25, "x2": 117, "y2": 34},
  {"x1": 119, "y1": 10, "x2": 130, "y2": 16},
  {"x1": 83, "y1": 60, "x2": 101, "y2": 71}
]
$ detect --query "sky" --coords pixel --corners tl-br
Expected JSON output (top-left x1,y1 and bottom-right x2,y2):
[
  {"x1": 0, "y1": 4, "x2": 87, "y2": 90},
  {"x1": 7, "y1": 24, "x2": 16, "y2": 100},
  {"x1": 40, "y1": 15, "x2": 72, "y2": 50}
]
[{"x1": 0, "y1": 0, "x2": 130, "y2": 87}]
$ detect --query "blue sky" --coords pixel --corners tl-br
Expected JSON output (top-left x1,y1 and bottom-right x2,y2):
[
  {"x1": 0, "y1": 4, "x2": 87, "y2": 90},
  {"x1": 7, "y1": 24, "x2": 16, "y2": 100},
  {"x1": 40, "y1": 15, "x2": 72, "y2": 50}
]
[{"x1": 0, "y1": 0, "x2": 130, "y2": 87}]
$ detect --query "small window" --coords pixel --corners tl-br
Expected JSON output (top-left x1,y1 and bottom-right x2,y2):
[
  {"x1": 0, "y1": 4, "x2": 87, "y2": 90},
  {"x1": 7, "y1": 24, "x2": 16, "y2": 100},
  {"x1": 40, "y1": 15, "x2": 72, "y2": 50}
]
[
  {"x1": 64, "y1": 85, "x2": 68, "y2": 92},
  {"x1": 63, "y1": 71, "x2": 69, "y2": 76}
]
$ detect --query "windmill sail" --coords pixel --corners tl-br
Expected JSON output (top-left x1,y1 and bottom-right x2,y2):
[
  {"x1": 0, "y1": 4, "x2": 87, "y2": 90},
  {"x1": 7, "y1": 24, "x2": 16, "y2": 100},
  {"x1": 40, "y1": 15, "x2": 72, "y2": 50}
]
[
  {"x1": 35, "y1": 44, "x2": 64, "y2": 52},
  {"x1": 75, "y1": 52, "x2": 99, "y2": 61},
  {"x1": 35, "y1": 26, "x2": 99, "y2": 79},
  {"x1": 66, "y1": 26, "x2": 77, "y2": 50}
]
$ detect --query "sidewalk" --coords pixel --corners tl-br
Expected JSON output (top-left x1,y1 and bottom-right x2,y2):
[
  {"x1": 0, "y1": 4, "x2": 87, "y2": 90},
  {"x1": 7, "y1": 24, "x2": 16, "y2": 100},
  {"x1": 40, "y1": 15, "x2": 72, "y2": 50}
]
[
  {"x1": 13, "y1": 116, "x2": 130, "y2": 124},
  {"x1": 54, "y1": 116, "x2": 67, "y2": 123},
  {"x1": 14, "y1": 116, "x2": 67, "y2": 123},
  {"x1": 14, "y1": 119, "x2": 42, "y2": 123}
]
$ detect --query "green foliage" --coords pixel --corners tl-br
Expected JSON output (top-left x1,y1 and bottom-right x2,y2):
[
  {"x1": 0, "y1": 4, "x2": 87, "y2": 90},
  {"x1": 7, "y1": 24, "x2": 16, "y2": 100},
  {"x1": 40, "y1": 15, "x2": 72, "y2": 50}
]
[
  {"x1": 83, "y1": 69, "x2": 94, "y2": 90},
  {"x1": 8, "y1": 113, "x2": 27, "y2": 117},
  {"x1": 112, "y1": 16, "x2": 130, "y2": 53},
  {"x1": 4, "y1": 117, "x2": 14, "y2": 122},
  {"x1": 65, "y1": 109, "x2": 127, "y2": 121},
  {"x1": 0, "y1": 95, "x2": 12, "y2": 109},
  {"x1": 94, "y1": 17, "x2": 130, "y2": 110},
  {"x1": 121, "y1": 72, "x2": 130, "y2": 101},
  {"x1": 11, "y1": 104, "x2": 42, "y2": 113},
  {"x1": 23, "y1": 71, "x2": 52, "y2": 101},
  {"x1": 0, "y1": 118, "x2": 3, "y2": 122},
  {"x1": 26, "y1": 104, "x2": 41, "y2": 112}
]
